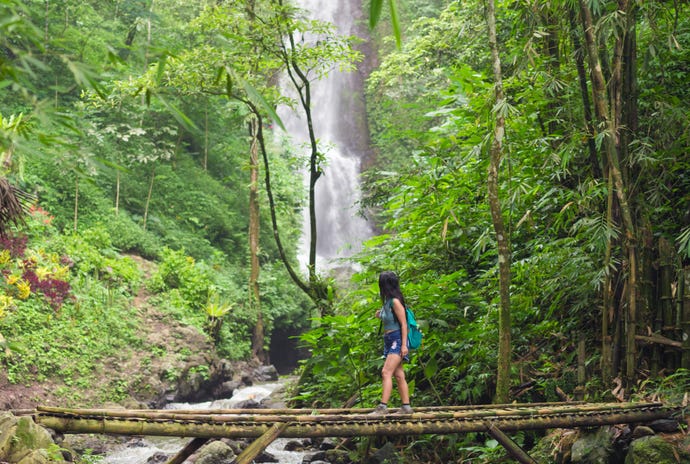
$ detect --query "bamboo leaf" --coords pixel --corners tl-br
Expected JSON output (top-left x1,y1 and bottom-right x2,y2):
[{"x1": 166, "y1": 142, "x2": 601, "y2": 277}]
[
  {"x1": 388, "y1": 0, "x2": 402, "y2": 49},
  {"x1": 233, "y1": 72, "x2": 286, "y2": 132},
  {"x1": 369, "y1": 0, "x2": 384, "y2": 29}
]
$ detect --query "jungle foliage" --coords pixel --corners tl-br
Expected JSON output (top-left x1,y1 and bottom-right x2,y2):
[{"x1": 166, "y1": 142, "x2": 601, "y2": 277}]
[
  {"x1": 1, "y1": 0, "x2": 690, "y2": 462},
  {"x1": 293, "y1": 0, "x2": 690, "y2": 460},
  {"x1": 0, "y1": 0, "x2": 316, "y2": 392}
]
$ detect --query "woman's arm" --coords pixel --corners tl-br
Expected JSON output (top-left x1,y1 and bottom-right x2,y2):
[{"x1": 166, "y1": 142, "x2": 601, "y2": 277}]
[{"x1": 392, "y1": 298, "x2": 408, "y2": 355}]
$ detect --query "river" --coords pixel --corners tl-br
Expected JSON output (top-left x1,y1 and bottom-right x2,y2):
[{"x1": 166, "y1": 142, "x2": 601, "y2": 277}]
[{"x1": 102, "y1": 381, "x2": 306, "y2": 464}]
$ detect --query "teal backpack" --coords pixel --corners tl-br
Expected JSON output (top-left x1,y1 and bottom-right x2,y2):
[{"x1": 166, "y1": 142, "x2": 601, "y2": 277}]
[
  {"x1": 385, "y1": 299, "x2": 423, "y2": 350},
  {"x1": 404, "y1": 306, "x2": 423, "y2": 349}
]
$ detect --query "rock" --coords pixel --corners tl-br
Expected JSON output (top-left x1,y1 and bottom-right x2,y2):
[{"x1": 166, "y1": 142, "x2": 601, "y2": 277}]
[
  {"x1": 319, "y1": 437, "x2": 338, "y2": 450},
  {"x1": 253, "y1": 365, "x2": 279, "y2": 382},
  {"x1": 625, "y1": 435, "x2": 676, "y2": 464},
  {"x1": 571, "y1": 427, "x2": 614, "y2": 463},
  {"x1": 233, "y1": 398, "x2": 263, "y2": 409},
  {"x1": 0, "y1": 413, "x2": 63, "y2": 463},
  {"x1": 214, "y1": 380, "x2": 242, "y2": 399},
  {"x1": 146, "y1": 451, "x2": 170, "y2": 463},
  {"x1": 195, "y1": 440, "x2": 236, "y2": 464},
  {"x1": 306, "y1": 450, "x2": 327, "y2": 462},
  {"x1": 284, "y1": 439, "x2": 309, "y2": 451},
  {"x1": 530, "y1": 428, "x2": 577, "y2": 463},
  {"x1": 254, "y1": 450, "x2": 278, "y2": 462},
  {"x1": 366, "y1": 442, "x2": 401, "y2": 464},
  {"x1": 325, "y1": 448, "x2": 353, "y2": 463},
  {"x1": 630, "y1": 425, "x2": 655, "y2": 439},
  {"x1": 649, "y1": 419, "x2": 680, "y2": 433},
  {"x1": 17, "y1": 449, "x2": 53, "y2": 463}
]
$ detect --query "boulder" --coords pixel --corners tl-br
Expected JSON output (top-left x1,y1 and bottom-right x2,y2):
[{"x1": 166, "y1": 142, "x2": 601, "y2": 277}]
[
  {"x1": 366, "y1": 442, "x2": 401, "y2": 464},
  {"x1": 195, "y1": 440, "x2": 236, "y2": 464},
  {"x1": 530, "y1": 428, "x2": 577, "y2": 463},
  {"x1": 0, "y1": 412, "x2": 67, "y2": 463},
  {"x1": 624, "y1": 435, "x2": 676, "y2": 464},
  {"x1": 571, "y1": 427, "x2": 614, "y2": 464}
]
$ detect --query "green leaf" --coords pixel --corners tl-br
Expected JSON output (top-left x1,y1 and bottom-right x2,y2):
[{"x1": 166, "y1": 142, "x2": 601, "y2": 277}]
[
  {"x1": 388, "y1": 0, "x2": 402, "y2": 50},
  {"x1": 233, "y1": 70, "x2": 286, "y2": 132},
  {"x1": 369, "y1": 0, "x2": 384, "y2": 29}
]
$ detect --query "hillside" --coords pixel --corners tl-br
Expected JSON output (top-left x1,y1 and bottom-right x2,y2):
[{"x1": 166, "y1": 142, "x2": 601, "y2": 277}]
[{"x1": 0, "y1": 254, "x2": 260, "y2": 411}]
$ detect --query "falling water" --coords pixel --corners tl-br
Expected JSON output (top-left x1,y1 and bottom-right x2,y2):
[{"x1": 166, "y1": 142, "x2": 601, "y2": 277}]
[
  {"x1": 100, "y1": 382, "x2": 306, "y2": 464},
  {"x1": 279, "y1": 0, "x2": 374, "y2": 272}
]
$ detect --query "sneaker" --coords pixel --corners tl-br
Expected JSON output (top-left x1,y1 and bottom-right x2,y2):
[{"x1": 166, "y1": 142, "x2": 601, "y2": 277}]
[
  {"x1": 368, "y1": 404, "x2": 388, "y2": 415},
  {"x1": 394, "y1": 405, "x2": 414, "y2": 414}
]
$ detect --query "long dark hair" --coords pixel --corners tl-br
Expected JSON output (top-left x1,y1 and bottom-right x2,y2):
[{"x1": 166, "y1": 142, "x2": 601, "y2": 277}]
[{"x1": 379, "y1": 271, "x2": 406, "y2": 307}]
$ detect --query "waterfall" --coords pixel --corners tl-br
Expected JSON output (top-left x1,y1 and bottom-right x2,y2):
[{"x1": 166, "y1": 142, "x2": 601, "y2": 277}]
[{"x1": 279, "y1": 0, "x2": 373, "y2": 273}]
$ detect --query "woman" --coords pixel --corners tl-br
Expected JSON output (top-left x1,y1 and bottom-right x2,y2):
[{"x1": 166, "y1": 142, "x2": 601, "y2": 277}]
[{"x1": 371, "y1": 271, "x2": 414, "y2": 414}]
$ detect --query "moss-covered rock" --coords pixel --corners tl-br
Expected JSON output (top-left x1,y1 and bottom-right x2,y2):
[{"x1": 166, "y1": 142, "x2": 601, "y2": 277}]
[
  {"x1": 530, "y1": 429, "x2": 578, "y2": 463},
  {"x1": 624, "y1": 435, "x2": 676, "y2": 464},
  {"x1": 571, "y1": 427, "x2": 614, "y2": 463},
  {"x1": 0, "y1": 412, "x2": 67, "y2": 463}
]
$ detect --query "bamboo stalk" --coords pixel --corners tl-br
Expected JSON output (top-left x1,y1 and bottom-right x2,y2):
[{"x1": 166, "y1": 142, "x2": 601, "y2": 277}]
[
  {"x1": 485, "y1": 423, "x2": 537, "y2": 464},
  {"x1": 234, "y1": 422, "x2": 288, "y2": 464},
  {"x1": 682, "y1": 267, "x2": 690, "y2": 368},
  {"x1": 35, "y1": 406, "x2": 677, "y2": 439},
  {"x1": 165, "y1": 437, "x2": 207, "y2": 464},
  {"x1": 36, "y1": 403, "x2": 658, "y2": 425},
  {"x1": 35, "y1": 401, "x2": 587, "y2": 418},
  {"x1": 635, "y1": 334, "x2": 682, "y2": 349}
]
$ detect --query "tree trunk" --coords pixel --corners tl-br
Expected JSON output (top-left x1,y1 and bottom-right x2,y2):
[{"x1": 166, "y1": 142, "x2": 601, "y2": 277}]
[
  {"x1": 73, "y1": 177, "x2": 79, "y2": 232},
  {"x1": 115, "y1": 170, "x2": 120, "y2": 216},
  {"x1": 485, "y1": 0, "x2": 512, "y2": 404},
  {"x1": 143, "y1": 165, "x2": 155, "y2": 230},
  {"x1": 248, "y1": 117, "x2": 266, "y2": 362},
  {"x1": 682, "y1": 267, "x2": 690, "y2": 368},
  {"x1": 659, "y1": 238, "x2": 676, "y2": 369}
]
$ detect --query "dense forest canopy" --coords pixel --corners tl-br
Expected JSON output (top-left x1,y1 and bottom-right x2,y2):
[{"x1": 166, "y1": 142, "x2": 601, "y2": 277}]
[{"x1": 1, "y1": 0, "x2": 690, "y2": 460}]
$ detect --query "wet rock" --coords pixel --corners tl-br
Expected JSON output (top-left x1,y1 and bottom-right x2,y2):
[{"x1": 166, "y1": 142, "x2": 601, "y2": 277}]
[
  {"x1": 306, "y1": 450, "x2": 327, "y2": 462},
  {"x1": 284, "y1": 439, "x2": 309, "y2": 451},
  {"x1": 253, "y1": 365, "x2": 279, "y2": 382},
  {"x1": 146, "y1": 451, "x2": 169, "y2": 463},
  {"x1": 195, "y1": 440, "x2": 235, "y2": 464},
  {"x1": 214, "y1": 380, "x2": 242, "y2": 399},
  {"x1": 234, "y1": 398, "x2": 263, "y2": 409},
  {"x1": 254, "y1": 450, "x2": 278, "y2": 462},
  {"x1": 319, "y1": 437, "x2": 338, "y2": 450}
]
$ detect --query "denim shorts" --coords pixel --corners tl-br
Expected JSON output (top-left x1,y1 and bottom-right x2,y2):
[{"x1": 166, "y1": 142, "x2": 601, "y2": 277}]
[{"x1": 383, "y1": 330, "x2": 409, "y2": 362}]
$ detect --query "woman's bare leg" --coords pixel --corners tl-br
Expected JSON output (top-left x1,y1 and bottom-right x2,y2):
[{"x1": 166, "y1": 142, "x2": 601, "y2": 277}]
[{"x1": 381, "y1": 354, "x2": 402, "y2": 404}]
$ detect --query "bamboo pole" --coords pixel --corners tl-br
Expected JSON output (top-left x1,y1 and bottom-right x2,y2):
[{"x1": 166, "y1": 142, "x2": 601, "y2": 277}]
[
  {"x1": 35, "y1": 404, "x2": 678, "y2": 439},
  {"x1": 635, "y1": 334, "x2": 682, "y2": 349},
  {"x1": 36, "y1": 402, "x2": 656, "y2": 424},
  {"x1": 36, "y1": 401, "x2": 585, "y2": 418},
  {"x1": 36, "y1": 401, "x2": 580, "y2": 417},
  {"x1": 165, "y1": 437, "x2": 207, "y2": 464},
  {"x1": 659, "y1": 237, "x2": 677, "y2": 369},
  {"x1": 682, "y1": 267, "x2": 690, "y2": 368},
  {"x1": 485, "y1": 423, "x2": 537, "y2": 464},
  {"x1": 234, "y1": 422, "x2": 288, "y2": 464}
]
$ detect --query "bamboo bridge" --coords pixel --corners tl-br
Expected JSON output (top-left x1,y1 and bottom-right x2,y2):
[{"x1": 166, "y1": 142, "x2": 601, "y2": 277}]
[{"x1": 32, "y1": 401, "x2": 685, "y2": 464}]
